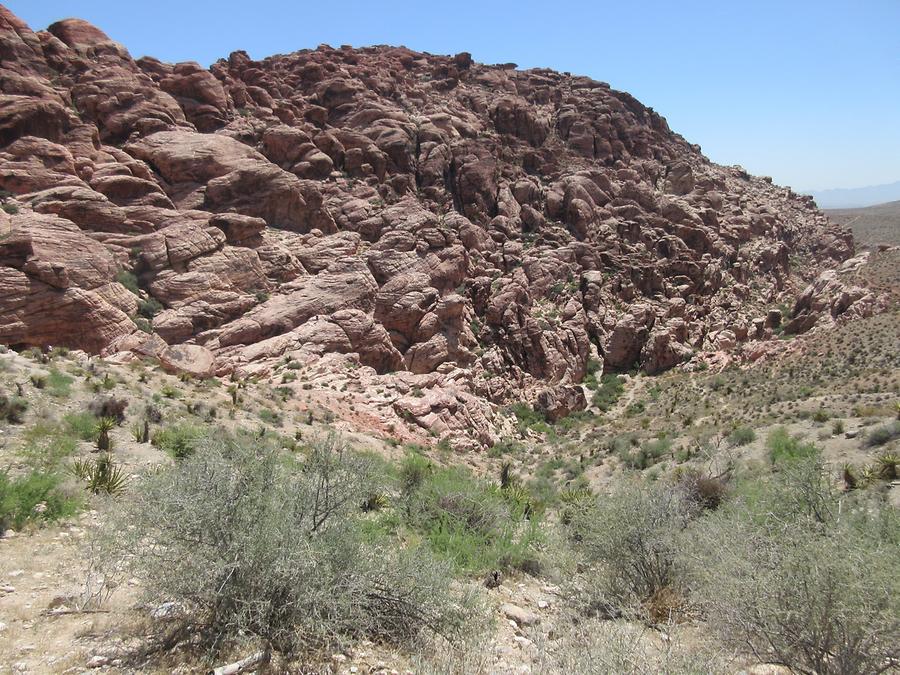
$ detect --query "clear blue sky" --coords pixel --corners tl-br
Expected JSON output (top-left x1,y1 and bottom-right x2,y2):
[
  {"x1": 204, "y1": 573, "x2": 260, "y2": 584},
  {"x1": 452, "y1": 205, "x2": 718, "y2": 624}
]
[{"x1": 6, "y1": 0, "x2": 899, "y2": 191}]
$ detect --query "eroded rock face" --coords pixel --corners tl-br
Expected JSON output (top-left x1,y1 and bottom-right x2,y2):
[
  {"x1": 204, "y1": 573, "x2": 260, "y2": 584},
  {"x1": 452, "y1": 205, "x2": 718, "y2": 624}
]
[
  {"x1": 785, "y1": 253, "x2": 883, "y2": 335},
  {"x1": 0, "y1": 8, "x2": 870, "y2": 445}
]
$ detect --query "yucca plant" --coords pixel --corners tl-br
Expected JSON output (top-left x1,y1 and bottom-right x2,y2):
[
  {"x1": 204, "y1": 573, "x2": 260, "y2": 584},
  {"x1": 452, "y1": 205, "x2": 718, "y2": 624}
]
[
  {"x1": 875, "y1": 452, "x2": 899, "y2": 480},
  {"x1": 95, "y1": 416, "x2": 116, "y2": 452},
  {"x1": 70, "y1": 458, "x2": 92, "y2": 481},
  {"x1": 858, "y1": 463, "x2": 880, "y2": 488},
  {"x1": 130, "y1": 418, "x2": 150, "y2": 444},
  {"x1": 70, "y1": 454, "x2": 128, "y2": 495},
  {"x1": 501, "y1": 483, "x2": 536, "y2": 518}
]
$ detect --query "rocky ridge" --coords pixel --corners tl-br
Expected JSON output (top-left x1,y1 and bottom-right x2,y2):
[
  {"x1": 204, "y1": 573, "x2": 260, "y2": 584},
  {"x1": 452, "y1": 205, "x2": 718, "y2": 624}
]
[{"x1": 0, "y1": 6, "x2": 879, "y2": 448}]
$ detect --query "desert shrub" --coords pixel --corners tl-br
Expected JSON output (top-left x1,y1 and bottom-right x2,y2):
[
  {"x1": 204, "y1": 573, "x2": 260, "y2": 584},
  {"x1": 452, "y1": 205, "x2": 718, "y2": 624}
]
[
  {"x1": 532, "y1": 618, "x2": 726, "y2": 675},
  {"x1": 591, "y1": 373, "x2": 624, "y2": 411},
  {"x1": 581, "y1": 358, "x2": 602, "y2": 388},
  {"x1": 673, "y1": 467, "x2": 727, "y2": 510},
  {"x1": 63, "y1": 411, "x2": 99, "y2": 441},
  {"x1": 88, "y1": 395, "x2": 128, "y2": 424},
  {"x1": 566, "y1": 482, "x2": 696, "y2": 620},
  {"x1": 258, "y1": 407, "x2": 282, "y2": 426},
  {"x1": 812, "y1": 408, "x2": 830, "y2": 423},
  {"x1": 0, "y1": 470, "x2": 79, "y2": 534},
  {"x1": 625, "y1": 400, "x2": 646, "y2": 417},
  {"x1": 143, "y1": 403, "x2": 163, "y2": 423},
  {"x1": 151, "y1": 421, "x2": 206, "y2": 459},
  {"x1": 617, "y1": 437, "x2": 670, "y2": 470},
  {"x1": 865, "y1": 420, "x2": 900, "y2": 447},
  {"x1": 93, "y1": 433, "x2": 473, "y2": 655},
  {"x1": 486, "y1": 439, "x2": 523, "y2": 458},
  {"x1": 45, "y1": 368, "x2": 73, "y2": 398},
  {"x1": 160, "y1": 383, "x2": 180, "y2": 399},
  {"x1": 509, "y1": 402, "x2": 551, "y2": 434},
  {"x1": 399, "y1": 451, "x2": 433, "y2": 496},
  {"x1": 766, "y1": 426, "x2": 818, "y2": 466},
  {"x1": 403, "y1": 464, "x2": 542, "y2": 574},
  {"x1": 115, "y1": 270, "x2": 140, "y2": 294},
  {"x1": 832, "y1": 418, "x2": 845, "y2": 435},
  {"x1": 137, "y1": 296, "x2": 163, "y2": 319},
  {"x1": 0, "y1": 393, "x2": 28, "y2": 423},
  {"x1": 684, "y1": 457, "x2": 900, "y2": 675},
  {"x1": 49, "y1": 346, "x2": 70, "y2": 359},
  {"x1": 726, "y1": 425, "x2": 755, "y2": 447}
]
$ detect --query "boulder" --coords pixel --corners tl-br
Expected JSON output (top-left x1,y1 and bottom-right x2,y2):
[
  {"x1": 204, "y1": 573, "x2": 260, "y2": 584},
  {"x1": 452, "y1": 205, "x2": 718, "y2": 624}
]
[
  {"x1": 159, "y1": 344, "x2": 216, "y2": 378},
  {"x1": 534, "y1": 385, "x2": 587, "y2": 422}
]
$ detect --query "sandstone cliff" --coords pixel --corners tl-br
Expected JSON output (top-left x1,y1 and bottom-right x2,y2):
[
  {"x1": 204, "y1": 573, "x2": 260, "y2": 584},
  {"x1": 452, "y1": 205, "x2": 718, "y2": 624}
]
[{"x1": 0, "y1": 6, "x2": 873, "y2": 446}]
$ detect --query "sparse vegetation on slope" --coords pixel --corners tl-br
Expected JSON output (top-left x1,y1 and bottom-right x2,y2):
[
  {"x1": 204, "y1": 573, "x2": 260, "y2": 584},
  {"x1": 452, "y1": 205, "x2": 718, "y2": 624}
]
[{"x1": 94, "y1": 433, "x2": 475, "y2": 656}]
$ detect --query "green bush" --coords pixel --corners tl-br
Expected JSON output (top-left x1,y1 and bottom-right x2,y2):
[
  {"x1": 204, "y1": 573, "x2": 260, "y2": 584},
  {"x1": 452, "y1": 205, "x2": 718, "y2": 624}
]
[
  {"x1": 45, "y1": 369, "x2": 74, "y2": 398},
  {"x1": 617, "y1": 437, "x2": 671, "y2": 470},
  {"x1": 566, "y1": 482, "x2": 696, "y2": 620},
  {"x1": 151, "y1": 422, "x2": 206, "y2": 459},
  {"x1": 0, "y1": 470, "x2": 79, "y2": 534},
  {"x1": 509, "y1": 402, "x2": 551, "y2": 434},
  {"x1": 487, "y1": 439, "x2": 524, "y2": 458},
  {"x1": 399, "y1": 451, "x2": 433, "y2": 496},
  {"x1": 93, "y1": 433, "x2": 473, "y2": 655},
  {"x1": 258, "y1": 407, "x2": 282, "y2": 426},
  {"x1": 403, "y1": 464, "x2": 542, "y2": 574},
  {"x1": 590, "y1": 373, "x2": 624, "y2": 411},
  {"x1": 115, "y1": 270, "x2": 140, "y2": 295},
  {"x1": 766, "y1": 426, "x2": 818, "y2": 466},
  {"x1": 160, "y1": 384, "x2": 180, "y2": 399},
  {"x1": 63, "y1": 411, "x2": 99, "y2": 441},
  {"x1": 684, "y1": 457, "x2": 900, "y2": 674},
  {"x1": 581, "y1": 358, "x2": 602, "y2": 388},
  {"x1": 625, "y1": 400, "x2": 646, "y2": 417},
  {"x1": 137, "y1": 297, "x2": 163, "y2": 319},
  {"x1": 726, "y1": 426, "x2": 755, "y2": 447},
  {"x1": 812, "y1": 409, "x2": 830, "y2": 423}
]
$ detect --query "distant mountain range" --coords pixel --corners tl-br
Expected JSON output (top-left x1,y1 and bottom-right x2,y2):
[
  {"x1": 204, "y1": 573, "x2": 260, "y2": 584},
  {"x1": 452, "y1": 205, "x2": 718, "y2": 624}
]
[
  {"x1": 825, "y1": 200, "x2": 900, "y2": 248},
  {"x1": 806, "y1": 181, "x2": 900, "y2": 209}
]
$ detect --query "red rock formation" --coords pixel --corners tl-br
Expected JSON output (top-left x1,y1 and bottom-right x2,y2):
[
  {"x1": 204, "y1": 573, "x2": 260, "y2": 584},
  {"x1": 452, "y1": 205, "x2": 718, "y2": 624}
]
[{"x1": 0, "y1": 7, "x2": 872, "y2": 443}]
